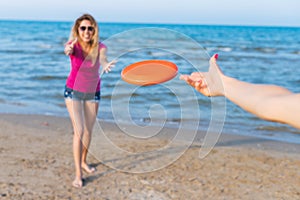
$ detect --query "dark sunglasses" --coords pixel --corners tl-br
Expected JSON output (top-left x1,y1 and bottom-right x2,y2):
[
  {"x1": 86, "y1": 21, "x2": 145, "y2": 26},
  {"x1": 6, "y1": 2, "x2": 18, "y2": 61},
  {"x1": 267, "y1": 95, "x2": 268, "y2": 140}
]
[{"x1": 79, "y1": 26, "x2": 94, "y2": 32}]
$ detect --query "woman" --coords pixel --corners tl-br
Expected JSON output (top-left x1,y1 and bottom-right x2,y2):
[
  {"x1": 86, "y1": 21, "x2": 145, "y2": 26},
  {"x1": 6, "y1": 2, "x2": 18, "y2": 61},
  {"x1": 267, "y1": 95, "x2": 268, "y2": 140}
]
[
  {"x1": 64, "y1": 14, "x2": 115, "y2": 188},
  {"x1": 180, "y1": 54, "x2": 300, "y2": 129}
]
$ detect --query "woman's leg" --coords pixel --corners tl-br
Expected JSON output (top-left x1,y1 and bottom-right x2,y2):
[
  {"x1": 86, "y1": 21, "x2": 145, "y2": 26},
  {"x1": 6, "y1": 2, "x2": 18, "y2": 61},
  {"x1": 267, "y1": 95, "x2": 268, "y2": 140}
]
[
  {"x1": 65, "y1": 99, "x2": 85, "y2": 188},
  {"x1": 81, "y1": 100, "x2": 99, "y2": 173}
]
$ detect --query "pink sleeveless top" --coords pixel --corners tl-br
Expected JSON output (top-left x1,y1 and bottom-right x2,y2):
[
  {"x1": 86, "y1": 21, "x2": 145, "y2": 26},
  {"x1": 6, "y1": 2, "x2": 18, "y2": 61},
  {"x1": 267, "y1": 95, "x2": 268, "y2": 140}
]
[{"x1": 66, "y1": 42, "x2": 106, "y2": 93}]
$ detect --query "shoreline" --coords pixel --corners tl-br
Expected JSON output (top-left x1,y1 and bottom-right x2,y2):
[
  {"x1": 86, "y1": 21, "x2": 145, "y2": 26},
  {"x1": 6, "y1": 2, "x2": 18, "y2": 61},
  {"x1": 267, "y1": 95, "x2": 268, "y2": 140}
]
[
  {"x1": 1, "y1": 103, "x2": 300, "y2": 146},
  {"x1": 1, "y1": 113, "x2": 300, "y2": 199},
  {"x1": 1, "y1": 112, "x2": 300, "y2": 153}
]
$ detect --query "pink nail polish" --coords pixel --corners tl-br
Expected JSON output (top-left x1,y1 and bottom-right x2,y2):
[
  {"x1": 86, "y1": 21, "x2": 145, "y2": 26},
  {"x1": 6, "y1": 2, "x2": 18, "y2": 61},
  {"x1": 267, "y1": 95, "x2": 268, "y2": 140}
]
[{"x1": 214, "y1": 54, "x2": 219, "y2": 60}]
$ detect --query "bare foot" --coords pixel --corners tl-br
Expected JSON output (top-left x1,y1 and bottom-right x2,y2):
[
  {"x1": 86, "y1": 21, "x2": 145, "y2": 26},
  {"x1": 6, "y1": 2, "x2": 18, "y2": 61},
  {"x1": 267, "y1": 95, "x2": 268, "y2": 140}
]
[
  {"x1": 72, "y1": 178, "x2": 83, "y2": 188},
  {"x1": 82, "y1": 163, "x2": 96, "y2": 174}
]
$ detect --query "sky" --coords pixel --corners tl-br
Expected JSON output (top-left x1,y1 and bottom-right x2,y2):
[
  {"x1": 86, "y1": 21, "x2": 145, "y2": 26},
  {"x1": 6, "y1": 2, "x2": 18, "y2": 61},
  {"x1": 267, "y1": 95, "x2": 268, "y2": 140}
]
[{"x1": 0, "y1": 0, "x2": 299, "y2": 27}]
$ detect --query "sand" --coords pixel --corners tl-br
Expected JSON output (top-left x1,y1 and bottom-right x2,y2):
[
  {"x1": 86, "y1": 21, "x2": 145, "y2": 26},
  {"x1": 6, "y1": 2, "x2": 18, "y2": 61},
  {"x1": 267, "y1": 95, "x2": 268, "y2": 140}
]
[{"x1": 0, "y1": 113, "x2": 300, "y2": 200}]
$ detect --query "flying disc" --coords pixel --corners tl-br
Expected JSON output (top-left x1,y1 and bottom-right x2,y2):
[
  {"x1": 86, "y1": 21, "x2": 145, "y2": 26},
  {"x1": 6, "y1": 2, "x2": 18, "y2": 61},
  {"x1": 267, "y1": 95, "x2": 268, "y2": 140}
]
[{"x1": 121, "y1": 60, "x2": 178, "y2": 86}]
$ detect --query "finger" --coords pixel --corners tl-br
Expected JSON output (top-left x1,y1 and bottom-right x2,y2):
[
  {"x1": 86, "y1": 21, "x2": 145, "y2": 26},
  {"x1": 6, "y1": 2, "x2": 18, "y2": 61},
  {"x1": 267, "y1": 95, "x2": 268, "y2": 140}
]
[
  {"x1": 186, "y1": 76, "x2": 200, "y2": 86},
  {"x1": 64, "y1": 45, "x2": 73, "y2": 55},
  {"x1": 179, "y1": 75, "x2": 188, "y2": 81},
  {"x1": 180, "y1": 75, "x2": 200, "y2": 85},
  {"x1": 108, "y1": 63, "x2": 115, "y2": 68},
  {"x1": 180, "y1": 75, "x2": 194, "y2": 83}
]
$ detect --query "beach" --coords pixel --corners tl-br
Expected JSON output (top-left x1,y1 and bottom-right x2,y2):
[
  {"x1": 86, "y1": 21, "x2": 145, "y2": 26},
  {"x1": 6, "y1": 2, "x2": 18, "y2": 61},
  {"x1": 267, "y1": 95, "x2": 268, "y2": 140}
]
[
  {"x1": 1, "y1": 113, "x2": 300, "y2": 200},
  {"x1": 1, "y1": 13, "x2": 300, "y2": 200}
]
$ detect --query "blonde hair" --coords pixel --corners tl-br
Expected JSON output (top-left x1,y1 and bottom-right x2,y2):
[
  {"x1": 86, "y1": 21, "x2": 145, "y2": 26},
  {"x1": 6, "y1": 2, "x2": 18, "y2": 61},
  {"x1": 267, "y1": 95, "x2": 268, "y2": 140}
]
[{"x1": 69, "y1": 14, "x2": 99, "y2": 64}]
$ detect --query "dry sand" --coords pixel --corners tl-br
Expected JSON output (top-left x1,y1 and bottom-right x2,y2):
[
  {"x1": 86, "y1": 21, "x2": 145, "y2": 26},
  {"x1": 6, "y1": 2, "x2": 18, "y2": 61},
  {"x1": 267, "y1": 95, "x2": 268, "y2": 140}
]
[{"x1": 0, "y1": 113, "x2": 300, "y2": 200}]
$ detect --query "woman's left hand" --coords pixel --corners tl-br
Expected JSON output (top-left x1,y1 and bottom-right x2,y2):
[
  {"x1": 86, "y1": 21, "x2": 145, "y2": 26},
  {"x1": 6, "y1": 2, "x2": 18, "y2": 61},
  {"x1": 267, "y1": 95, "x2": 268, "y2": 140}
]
[{"x1": 103, "y1": 60, "x2": 117, "y2": 73}]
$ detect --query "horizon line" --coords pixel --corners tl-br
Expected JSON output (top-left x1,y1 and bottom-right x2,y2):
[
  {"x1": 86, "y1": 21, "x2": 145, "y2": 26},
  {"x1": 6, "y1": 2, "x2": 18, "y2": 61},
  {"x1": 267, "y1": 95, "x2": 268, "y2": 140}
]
[{"x1": 0, "y1": 18, "x2": 299, "y2": 29}]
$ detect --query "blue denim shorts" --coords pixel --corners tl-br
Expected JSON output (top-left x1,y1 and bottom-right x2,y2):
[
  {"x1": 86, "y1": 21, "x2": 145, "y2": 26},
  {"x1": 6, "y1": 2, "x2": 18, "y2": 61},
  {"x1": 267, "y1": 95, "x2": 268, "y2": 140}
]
[{"x1": 64, "y1": 86, "x2": 100, "y2": 102}]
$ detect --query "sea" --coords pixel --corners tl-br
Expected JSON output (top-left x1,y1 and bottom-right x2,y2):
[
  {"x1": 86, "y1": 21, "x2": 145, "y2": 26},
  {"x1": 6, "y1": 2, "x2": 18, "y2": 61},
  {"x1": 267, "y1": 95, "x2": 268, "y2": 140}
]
[{"x1": 0, "y1": 20, "x2": 299, "y2": 144}]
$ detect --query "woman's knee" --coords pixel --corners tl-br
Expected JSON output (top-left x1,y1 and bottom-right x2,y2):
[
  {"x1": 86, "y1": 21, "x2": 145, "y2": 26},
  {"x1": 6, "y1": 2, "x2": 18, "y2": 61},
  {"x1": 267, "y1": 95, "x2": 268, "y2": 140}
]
[
  {"x1": 83, "y1": 128, "x2": 93, "y2": 136},
  {"x1": 73, "y1": 126, "x2": 85, "y2": 138}
]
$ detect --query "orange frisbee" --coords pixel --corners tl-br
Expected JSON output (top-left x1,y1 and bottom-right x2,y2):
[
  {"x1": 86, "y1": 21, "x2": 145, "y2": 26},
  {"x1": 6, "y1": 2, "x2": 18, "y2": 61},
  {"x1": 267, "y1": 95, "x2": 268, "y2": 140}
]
[{"x1": 121, "y1": 60, "x2": 178, "y2": 86}]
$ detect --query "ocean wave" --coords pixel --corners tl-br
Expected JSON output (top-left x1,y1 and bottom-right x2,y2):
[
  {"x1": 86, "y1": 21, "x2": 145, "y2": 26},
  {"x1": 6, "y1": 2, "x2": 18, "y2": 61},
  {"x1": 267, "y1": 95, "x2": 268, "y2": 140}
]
[
  {"x1": 37, "y1": 44, "x2": 53, "y2": 49},
  {"x1": 240, "y1": 47, "x2": 278, "y2": 54},
  {"x1": 141, "y1": 117, "x2": 182, "y2": 125},
  {"x1": 0, "y1": 49, "x2": 26, "y2": 54},
  {"x1": 205, "y1": 46, "x2": 232, "y2": 52},
  {"x1": 9, "y1": 102, "x2": 27, "y2": 107},
  {"x1": 0, "y1": 49, "x2": 53, "y2": 55},
  {"x1": 216, "y1": 46, "x2": 232, "y2": 52},
  {"x1": 292, "y1": 51, "x2": 300, "y2": 55},
  {"x1": 254, "y1": 47, "x2": 277, "y2": 53},
  {"x1": 56, "y1": 103, "x2": 66, "y2": 108},
  {"x1": 255, "y1": 125, "x2": 299, "y2": 134},
  {"x1": 101, "y1": 92, "x2": 140, "y2": 100},
  {"x1": 30, "y1": 75, "x2": 66, "y2": 81}
]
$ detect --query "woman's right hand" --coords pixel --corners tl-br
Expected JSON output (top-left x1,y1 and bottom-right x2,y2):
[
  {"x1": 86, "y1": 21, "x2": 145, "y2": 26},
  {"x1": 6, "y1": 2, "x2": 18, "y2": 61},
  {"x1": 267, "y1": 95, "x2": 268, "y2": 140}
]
[{"x1": 64, "y1": 38, "x2": 77, "y2": 55}]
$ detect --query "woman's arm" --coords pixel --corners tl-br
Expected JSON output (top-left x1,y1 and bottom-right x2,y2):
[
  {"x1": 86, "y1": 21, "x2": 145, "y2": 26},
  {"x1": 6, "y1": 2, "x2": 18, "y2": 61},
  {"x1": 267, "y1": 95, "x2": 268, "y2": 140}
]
[{"x1": 180, "y1": 54, "x2": 300, "y2": 129}]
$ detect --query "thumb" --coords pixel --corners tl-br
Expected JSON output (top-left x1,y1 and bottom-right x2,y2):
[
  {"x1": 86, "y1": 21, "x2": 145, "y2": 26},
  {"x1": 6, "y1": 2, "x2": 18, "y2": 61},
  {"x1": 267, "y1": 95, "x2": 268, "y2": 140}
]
[{"x1": 71, "y1": 38, "x2": 77, "y2": 47}]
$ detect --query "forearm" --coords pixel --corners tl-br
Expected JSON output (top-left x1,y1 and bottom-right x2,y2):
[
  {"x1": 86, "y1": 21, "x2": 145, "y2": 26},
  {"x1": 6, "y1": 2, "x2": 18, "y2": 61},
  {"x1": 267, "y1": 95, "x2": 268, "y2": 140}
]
[
  {"x1": 100, "y1": 57, "x2": 109, "y2": 67},
  {"x1": 99, "y1": 47, "x2": 109, "y2": 67},
  {"x1": 222, "y1": 75, "x2": 300, "y2": 128}
]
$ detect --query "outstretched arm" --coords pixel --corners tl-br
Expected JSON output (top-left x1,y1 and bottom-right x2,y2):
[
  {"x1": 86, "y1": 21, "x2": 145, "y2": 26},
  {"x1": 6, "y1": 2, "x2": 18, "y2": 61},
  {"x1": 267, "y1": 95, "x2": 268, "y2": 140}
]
[{"x1": 180, "y1": 54, "x2": 300, "y2": 129}]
